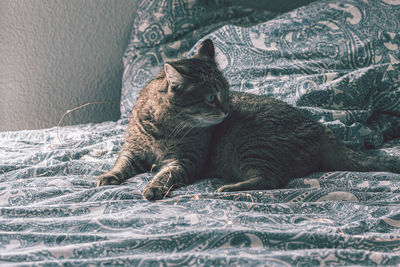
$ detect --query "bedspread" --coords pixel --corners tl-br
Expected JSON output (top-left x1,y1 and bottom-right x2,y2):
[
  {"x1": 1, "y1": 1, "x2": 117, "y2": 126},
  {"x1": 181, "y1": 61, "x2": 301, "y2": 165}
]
[
  {"x1": 1, "y1": 121, "x2": 400, "y2": 265},
  {"x1": 2, "y1": 0, "x2": 400, "y2": 265}
]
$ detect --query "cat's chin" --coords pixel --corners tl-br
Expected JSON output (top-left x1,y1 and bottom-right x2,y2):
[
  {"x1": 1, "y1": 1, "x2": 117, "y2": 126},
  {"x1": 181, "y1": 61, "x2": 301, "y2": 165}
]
[{"x1": 190, "y1": 114, "x2": 227, "y2": 128}]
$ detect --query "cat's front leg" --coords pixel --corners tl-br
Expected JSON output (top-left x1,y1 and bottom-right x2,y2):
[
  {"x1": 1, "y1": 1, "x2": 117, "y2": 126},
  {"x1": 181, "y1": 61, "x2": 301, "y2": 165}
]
[
  {"x1": 143, "y1": 160, "x2": 190, "y2": 200},
  {"x1": 97, "y1": 149, "x2": 145, "y2": 186}
]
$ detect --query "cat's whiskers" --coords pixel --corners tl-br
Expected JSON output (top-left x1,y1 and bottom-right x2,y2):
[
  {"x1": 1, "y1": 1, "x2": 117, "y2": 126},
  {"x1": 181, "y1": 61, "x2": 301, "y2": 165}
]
[
  {"x1": 178, "y1": 125, "x2": 196, "y2": 142},
  {"x1": 169, "y1": 121, "x2": 184, "y2": 137},
  {"x1": 167, "y1": 124, "x2": 197, "y2": 153},
  {"x1": 169, "y1": 121, "x2": 188, "y2": 138},
  {"x1": 171, "y1": 109, "x2": 187, "y2": 119}
]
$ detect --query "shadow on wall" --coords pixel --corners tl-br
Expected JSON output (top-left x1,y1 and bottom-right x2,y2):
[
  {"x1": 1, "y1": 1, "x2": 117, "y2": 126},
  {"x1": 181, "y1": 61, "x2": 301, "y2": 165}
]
[
  {"x1": 0, "y1": 0, "x2": 138, "y2": 131},
  {"x1": 0, "y1": 0, "x2": 314, "y2": 132}
]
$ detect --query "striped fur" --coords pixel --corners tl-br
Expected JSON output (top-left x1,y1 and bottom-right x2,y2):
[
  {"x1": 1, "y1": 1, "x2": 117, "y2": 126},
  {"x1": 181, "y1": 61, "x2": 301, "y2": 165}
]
[{"x1": 98, "y1": 39, "x2": 400, "y2": 200}]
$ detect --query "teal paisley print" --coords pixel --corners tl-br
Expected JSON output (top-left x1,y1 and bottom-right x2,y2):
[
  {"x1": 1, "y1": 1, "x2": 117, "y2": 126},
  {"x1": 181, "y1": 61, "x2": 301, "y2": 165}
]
[{"x1": 1, "y1": 0, "x2": 400, "y2": 265}]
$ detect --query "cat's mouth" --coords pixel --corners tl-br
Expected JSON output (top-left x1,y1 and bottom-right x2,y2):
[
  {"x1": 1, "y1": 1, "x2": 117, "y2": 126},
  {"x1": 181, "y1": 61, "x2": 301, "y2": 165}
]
[{"x1": 190, "y1": 113, "x2": 228, "y2": 127}]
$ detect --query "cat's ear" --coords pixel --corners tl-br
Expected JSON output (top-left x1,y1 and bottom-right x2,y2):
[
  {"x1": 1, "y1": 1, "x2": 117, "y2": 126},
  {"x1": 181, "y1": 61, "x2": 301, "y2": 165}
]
[
  {"x1": 194, "y1": 39, "x2": 215, "y2": 60},
  {"x1": 164, "y1": 63, "x2": 184, "y2": 87}
]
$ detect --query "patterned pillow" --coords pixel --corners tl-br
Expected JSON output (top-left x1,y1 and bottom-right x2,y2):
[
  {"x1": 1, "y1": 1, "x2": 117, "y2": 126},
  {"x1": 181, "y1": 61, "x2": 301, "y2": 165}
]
[
  {"x1": 121, "y1": 0, "x2": 400, "y2": 149},
  {"x1": 120, "y1": 0, "x2": 278, "y2": 120},
  {"x1": 188, "y1": 0, "x2": 400, "y2": 149}
]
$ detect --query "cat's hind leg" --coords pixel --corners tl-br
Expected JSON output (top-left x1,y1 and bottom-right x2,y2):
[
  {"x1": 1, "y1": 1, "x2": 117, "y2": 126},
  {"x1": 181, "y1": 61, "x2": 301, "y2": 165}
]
[
  {"x1": 217, "y1": 177, "x2": 266, "y2": 192},
  {"x1": 217, "y1": 170, "x2": 282, "y2": 192}
]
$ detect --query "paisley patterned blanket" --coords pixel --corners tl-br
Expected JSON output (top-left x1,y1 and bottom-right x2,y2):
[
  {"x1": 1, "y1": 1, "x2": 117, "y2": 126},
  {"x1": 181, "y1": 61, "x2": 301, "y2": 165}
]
[{"x1": 1, "y1": 0, "x2": 400, "y2": 265}]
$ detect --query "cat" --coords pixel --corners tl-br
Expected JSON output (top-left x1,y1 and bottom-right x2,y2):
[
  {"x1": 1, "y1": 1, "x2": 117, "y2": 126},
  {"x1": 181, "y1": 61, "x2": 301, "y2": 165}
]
[{"x1": 97, "y1": 39, "x2": 400, "y2": 200}]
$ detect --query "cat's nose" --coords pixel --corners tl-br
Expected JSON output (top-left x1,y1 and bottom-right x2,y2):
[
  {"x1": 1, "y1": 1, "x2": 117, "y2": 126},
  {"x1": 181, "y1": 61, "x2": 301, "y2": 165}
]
[{"x1": 220, "y1": 102, "x2": 229, "y2": 115}]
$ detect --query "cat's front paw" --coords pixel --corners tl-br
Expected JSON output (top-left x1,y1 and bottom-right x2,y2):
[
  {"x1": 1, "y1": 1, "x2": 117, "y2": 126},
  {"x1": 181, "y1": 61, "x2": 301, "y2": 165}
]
[
  {"x1": 143, "y1": 183, "x2": 169, "y2": 200},
  {"x1": 97, "y1": 174, "x2": 121, "y2": 186}
]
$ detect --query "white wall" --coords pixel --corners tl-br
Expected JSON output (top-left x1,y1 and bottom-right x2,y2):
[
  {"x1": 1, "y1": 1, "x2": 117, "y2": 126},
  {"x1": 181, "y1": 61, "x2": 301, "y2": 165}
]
[{"x1": 0, "y1": 0, "x2": 138, "y2": 131}]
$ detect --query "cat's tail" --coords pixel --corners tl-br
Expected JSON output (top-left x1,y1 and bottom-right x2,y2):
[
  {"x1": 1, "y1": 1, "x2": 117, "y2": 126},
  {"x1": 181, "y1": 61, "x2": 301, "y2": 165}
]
[{"x1": 320, "y1": 129, "x2": 400, "y2": 174}]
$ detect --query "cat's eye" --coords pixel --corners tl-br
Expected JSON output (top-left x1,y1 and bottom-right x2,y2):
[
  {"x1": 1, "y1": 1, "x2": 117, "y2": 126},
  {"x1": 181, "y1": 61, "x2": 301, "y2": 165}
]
[{"x1": 205, "y1": 94, "x2": 216, "y2": 104}]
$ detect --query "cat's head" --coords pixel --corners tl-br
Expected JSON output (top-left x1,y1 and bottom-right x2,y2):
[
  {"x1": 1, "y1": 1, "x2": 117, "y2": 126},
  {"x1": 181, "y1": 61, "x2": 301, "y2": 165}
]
[{"x1": 163, "y1": 39, "x2": 230, "y2": 128}]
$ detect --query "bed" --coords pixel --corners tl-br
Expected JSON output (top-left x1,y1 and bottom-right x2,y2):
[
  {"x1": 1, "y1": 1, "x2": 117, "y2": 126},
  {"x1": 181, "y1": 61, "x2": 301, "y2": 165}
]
[{"x1": 1, "y1": 0, "x2": 400, "y2": 265}]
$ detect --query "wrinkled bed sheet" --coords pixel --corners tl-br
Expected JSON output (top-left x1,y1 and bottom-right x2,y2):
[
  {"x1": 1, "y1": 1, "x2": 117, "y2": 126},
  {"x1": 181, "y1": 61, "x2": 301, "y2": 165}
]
[
  {"x1": 1, "y1": 121, "x2": 400, "y2": 265},
  {"x1": 2, "y1": 0, "x2": 400, "y2": 265}
]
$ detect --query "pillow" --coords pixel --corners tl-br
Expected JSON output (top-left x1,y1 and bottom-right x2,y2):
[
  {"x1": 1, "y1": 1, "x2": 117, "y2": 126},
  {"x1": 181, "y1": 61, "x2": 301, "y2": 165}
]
[
  {"x1": 189, "y1": 0, "x2": 400, "y2": 149},
  {"x1": 120, "y1": 0, "x2": 279, "y2": 120},
  {"x1": 122, "y1": 0, "x2": 400, "y2": 149}
]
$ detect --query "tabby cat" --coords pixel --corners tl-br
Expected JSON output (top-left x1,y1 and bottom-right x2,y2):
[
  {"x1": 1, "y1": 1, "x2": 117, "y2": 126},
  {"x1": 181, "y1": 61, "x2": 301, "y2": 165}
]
[{"x1": 98, "y1": 39, "x2": 400, "y2": 200}]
